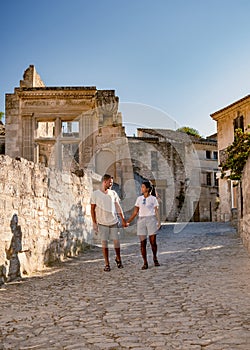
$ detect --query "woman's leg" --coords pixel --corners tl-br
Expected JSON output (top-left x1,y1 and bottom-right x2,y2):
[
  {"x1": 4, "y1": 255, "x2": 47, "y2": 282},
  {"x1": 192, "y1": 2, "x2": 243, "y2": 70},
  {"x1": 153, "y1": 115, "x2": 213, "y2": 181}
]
[
  {"x1": 149, "y1": 234, "x2": 160, "y2": 266},
  {"x1": 139, "y1": 235, "x2": 148, "y2": 268}
]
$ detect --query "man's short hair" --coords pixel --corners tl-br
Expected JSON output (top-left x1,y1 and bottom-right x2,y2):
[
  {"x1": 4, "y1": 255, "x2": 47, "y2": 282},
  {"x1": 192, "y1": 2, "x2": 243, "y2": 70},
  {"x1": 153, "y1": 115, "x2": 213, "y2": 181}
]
[{"x1": 101, "y1": 174, "x2": 113, "y2": 182}]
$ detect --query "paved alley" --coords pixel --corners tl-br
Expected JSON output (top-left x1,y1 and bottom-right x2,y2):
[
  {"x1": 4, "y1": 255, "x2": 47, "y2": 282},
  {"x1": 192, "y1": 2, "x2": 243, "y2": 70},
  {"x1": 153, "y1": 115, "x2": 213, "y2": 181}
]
[{"x1": 1, "y1": 222, "x2": 250, "y2": 350}]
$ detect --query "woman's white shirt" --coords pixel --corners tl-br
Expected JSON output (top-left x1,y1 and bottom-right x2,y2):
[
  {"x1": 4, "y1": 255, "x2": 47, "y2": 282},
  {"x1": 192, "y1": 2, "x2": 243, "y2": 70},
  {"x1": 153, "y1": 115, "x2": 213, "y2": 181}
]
[{"x1": 135, "y1": 195, "x2": 159, "y2": 217}]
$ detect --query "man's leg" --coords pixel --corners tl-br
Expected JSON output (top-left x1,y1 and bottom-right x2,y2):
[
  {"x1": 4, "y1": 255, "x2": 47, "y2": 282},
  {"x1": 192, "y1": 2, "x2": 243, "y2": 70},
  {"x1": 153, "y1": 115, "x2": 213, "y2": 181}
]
[
  {"x1": 102, "y1": 240, "x2": 109, "y2": 267},
  {"x1": 111, "y1": 224, "x2": 123, "y2": 268},
  {"x1": 114, "y1": 239, "x2": 123, "y2": 268},
  {"x1": 99, "y1": 225, "x2": 110, "y2": 270}
]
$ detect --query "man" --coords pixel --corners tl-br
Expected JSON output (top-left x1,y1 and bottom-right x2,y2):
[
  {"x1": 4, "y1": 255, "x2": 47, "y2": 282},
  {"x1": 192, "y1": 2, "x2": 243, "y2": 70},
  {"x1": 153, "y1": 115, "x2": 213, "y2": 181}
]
[{"x1": 91, "y1": 174, "x2": 126, "y2": 272}]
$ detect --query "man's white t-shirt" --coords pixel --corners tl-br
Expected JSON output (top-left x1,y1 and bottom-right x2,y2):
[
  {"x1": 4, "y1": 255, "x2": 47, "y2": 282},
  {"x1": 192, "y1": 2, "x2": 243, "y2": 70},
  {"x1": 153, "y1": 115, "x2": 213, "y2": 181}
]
[
  {"x1": 91, "y1": 189, "x2": 120, "y2": 226},
  {"x1": 135, "y1": 195, "x2": 159, "y2": 217}
]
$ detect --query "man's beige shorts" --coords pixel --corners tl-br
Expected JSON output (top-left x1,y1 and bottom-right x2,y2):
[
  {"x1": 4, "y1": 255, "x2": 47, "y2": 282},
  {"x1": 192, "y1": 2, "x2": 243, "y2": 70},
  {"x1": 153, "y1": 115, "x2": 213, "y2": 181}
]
[{"x1": 98, "y1": 223, "x2": 120, "y2": 241}]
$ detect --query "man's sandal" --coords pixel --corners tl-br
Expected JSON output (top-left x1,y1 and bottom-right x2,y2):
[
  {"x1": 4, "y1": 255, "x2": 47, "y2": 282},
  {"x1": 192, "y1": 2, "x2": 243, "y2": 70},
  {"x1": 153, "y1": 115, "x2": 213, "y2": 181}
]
[
  {"x1": 115, "y1": 258, "x2": 124, "y2": 268},
  {"x1": 154, "y1": 259, "x2": 160, "y2": 267},
  {"x1": 104, "y1": 265, "x2": 111, "y2": 272},
  {"x1": 141, "y1": 263, "x2": 148, "y2": 270}
]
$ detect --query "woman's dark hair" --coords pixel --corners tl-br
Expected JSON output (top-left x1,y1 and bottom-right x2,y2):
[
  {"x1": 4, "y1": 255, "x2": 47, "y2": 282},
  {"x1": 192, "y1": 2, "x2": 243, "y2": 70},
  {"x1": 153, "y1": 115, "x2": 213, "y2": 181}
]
[{"x1": 142, "y1": 181, "x2": 156, "y2": 197}]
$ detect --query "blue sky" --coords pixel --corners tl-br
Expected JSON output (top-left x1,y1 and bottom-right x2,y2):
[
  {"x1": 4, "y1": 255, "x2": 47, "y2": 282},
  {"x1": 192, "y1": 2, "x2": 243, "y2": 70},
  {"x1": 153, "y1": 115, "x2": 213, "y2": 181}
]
[{"x1": 1, "y1": 0, "x2": 250, "y2": 136}]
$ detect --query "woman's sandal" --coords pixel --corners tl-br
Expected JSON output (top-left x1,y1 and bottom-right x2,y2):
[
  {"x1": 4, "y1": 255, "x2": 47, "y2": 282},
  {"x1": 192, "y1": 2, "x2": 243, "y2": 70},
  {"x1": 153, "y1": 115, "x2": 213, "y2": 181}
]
[
  {"x1": 104, "y1": 265, "x2": 111, "y2": 272},
  {"x1": 154, "y1": 259, "x2": 160, "y2": 267},
  {"x1": 141, "y1": 263, "x2": 148, "y2": 270},
  {"x1": 115, "y1": 258, "x2": 124, "y2": 268}
]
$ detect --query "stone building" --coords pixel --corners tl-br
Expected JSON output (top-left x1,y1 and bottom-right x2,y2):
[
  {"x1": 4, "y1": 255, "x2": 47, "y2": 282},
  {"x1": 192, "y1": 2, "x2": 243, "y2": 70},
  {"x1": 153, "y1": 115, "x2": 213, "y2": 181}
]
[
  {"x1": 128, "y1": 129, "x2": 218, "y2": 222},
  {"x1": 5, "y1": 65, "x2": 136, "y2": 213},
  {"x1": 4, "y1": 65, "x2": 219, "y2": 223},
  {"x1": 191, "y1": 133, "x2": 219, "y2": 221},
  {"x1": 1, "y1": 66, "x2": 223, "y2": 281},
  {"x1": 211, "y1": 95, "x2": 250, "y2": 222},
  {"x1": 128, "y1": 128, "x2": 190, "y2": 222}
]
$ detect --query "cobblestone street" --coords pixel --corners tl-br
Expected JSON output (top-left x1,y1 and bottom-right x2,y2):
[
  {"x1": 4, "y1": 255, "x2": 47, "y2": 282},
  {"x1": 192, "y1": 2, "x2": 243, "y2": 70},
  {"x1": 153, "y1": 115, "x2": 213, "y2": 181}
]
[{"x1": 1, "y1": 222, "x2": 250, "y2": 350}]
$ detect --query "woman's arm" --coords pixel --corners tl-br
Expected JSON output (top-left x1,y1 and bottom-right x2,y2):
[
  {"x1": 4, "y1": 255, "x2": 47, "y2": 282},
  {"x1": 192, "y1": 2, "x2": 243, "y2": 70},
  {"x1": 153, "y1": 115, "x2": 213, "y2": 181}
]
[
  {"x1": 127, "y1": 206, "x2": 139, "y2": 224},
  {"x1": 154, "y1": 206, "x2": 161, "y2": 229}
]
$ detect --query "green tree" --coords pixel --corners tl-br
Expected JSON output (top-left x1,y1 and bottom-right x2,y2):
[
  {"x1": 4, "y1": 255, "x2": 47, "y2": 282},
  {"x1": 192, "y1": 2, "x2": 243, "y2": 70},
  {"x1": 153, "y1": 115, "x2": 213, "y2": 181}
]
[
  {"x1": 220, "y1": 128, "x2": 250, "y2": 180},
  {"x1": 177, "y1": 126, "x2": 201, "y2": 138},
  {"x1": 0, "y1": 112, "x2": 4, "y2": 123}
]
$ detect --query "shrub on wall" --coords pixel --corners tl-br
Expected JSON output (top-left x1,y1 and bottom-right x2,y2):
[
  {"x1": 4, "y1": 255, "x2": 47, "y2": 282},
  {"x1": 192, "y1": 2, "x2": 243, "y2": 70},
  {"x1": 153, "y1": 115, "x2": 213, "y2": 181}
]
[{"x1": 220, "y1": 128, "x2": 250, "y2": 180}]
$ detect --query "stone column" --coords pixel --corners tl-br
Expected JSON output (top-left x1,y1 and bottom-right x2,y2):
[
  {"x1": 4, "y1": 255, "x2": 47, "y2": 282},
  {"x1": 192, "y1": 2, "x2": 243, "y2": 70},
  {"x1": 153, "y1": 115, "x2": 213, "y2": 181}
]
[{"x1": 22, "y1": 114, "x2": 34, "y2": 161}]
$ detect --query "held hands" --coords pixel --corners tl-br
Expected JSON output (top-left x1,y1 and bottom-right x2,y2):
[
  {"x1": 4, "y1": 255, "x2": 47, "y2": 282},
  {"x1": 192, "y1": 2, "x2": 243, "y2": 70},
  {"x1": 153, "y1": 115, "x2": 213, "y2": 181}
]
[
  {"x1": 93, "y1": 221, "x2": 129, "y2": 232},
  {"x1": 122, "y1": 218, "x2": 129, "y2": 228}
]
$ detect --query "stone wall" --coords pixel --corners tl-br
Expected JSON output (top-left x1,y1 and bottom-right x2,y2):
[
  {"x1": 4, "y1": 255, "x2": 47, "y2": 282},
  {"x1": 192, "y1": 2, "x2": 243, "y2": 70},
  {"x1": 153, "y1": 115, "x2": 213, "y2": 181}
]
[
  {"x1": 0, "y1": 122, "x2": 4, "y2": 154},
  {"x1": 128, "y1": 130, "x2": 203, "y2": 222},
  {"x1": 239, "y1": 156, "x2": 250, "y2": 253},
  {"x1": 0, "y1": 155, "x2": 93, "y2": 285},
  {"x1": 128, "y1": 137, "x2": 185, "y2": 221},
  {"x1": 211, "y1": 96, "x2": 250, "y2": 222}
]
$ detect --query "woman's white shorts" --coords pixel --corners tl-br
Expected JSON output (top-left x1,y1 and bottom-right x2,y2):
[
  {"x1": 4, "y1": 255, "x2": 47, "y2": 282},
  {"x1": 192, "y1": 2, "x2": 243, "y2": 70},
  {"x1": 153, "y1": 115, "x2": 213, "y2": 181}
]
[{"x1": 137, "y1": 216, "x2": 158, "y2": 236}]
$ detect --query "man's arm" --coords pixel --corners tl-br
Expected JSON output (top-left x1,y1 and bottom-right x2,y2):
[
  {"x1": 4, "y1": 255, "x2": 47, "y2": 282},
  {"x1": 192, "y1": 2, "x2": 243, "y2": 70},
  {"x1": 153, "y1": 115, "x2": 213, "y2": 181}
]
[
  {"x1": 115, "y1": 201, "x2": 127, "y2": 227},
  {"x1": 91, "y1": 204, "x2": 98, "y2": 232}
]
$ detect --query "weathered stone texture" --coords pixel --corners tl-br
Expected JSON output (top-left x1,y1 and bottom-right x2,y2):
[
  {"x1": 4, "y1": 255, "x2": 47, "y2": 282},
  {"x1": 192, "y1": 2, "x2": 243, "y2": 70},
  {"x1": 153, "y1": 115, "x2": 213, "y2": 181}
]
[
  {"x1": 128, "y1": 129, "x2": 217, "y2": 222},
  {"x1": 0, "y1": 121, "x2": 5, "y2": 155},
  {"x1": 20, "y1": 65, "x2": 45, "y2": 88},
  {"x1": 0, "y1": 155, "x2": 92, "y2": 284},
  {"x1": 128, "y1": 137, "x2": 185, "y2": 221},
  {"x1": 239, "y1": 156, "x2": 250, "y2": 253},
  {"x1": 211, "y1": 95, "x2": 250, "y2": 222}
]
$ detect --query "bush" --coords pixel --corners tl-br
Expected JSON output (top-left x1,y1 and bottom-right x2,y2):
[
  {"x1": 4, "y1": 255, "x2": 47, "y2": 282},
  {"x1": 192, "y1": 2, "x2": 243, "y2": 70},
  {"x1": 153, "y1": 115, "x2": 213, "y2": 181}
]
[{"x1": 220, "y1": 128, "x2": 250, "y2": 180}]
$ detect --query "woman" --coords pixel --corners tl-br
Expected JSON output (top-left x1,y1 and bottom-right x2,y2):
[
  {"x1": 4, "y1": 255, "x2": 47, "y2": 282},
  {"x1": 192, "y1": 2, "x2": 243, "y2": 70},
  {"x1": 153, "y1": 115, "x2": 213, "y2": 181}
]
[{"x1": 127, "y1": 181, "x2": 161, "y2": 269}]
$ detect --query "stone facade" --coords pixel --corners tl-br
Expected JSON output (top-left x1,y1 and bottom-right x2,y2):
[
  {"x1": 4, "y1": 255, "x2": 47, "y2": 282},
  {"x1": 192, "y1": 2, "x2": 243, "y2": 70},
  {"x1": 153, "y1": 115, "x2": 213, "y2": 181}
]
[
  {"x1": 5, "y1": 65, "x2": 136, "y2": 209},
  {"x1": 128, "y1": 129, "x2": 218, "y2": 222},
  {"x1": 128, "y1": 129, "x2": 190, "y2": 221},
  {"x1": 211, "y1": 95, "x2": 250, "y2": 222},
  {"x1": 3, "y1": 66, "x2": 219, "y2": 227},
  {"x1": 0, "y1": 155, "x2": 93, "y2": 285},
  {"x1": 239, "y1": 156, "x2": 250, "y2": 253},
  {"x1": 192, "y1": 135, "x2": 219, "y2": 221}
]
